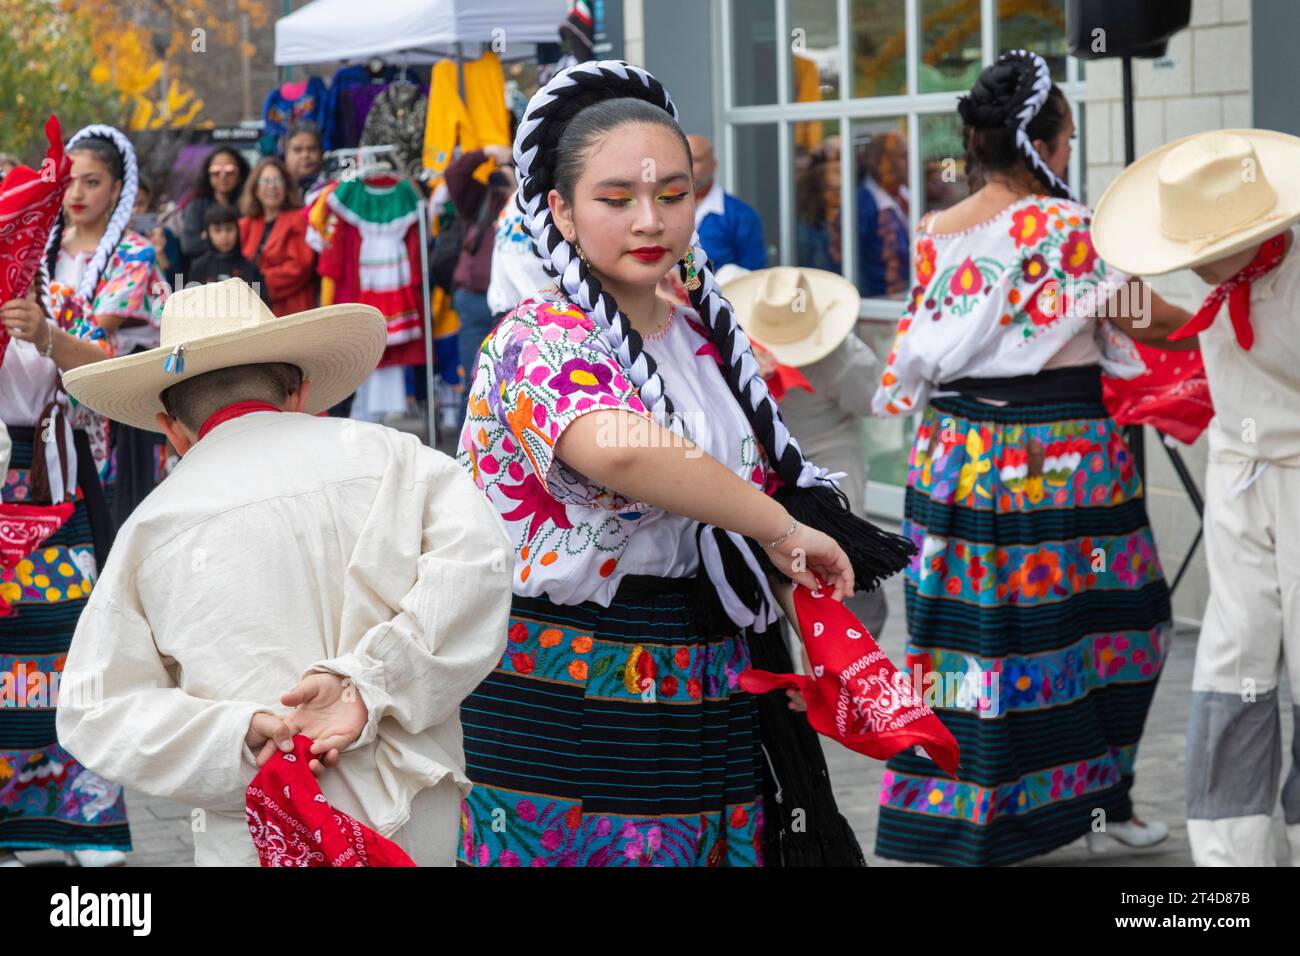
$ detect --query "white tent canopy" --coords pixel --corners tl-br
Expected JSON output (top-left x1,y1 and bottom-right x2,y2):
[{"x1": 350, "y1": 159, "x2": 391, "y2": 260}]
[{"x1": 274, "y1": 0, "x2": 570, "y2": 66}]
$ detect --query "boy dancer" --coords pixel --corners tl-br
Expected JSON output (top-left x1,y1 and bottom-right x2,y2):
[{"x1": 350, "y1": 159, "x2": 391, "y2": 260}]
[
  {"x1": 56, "y1": 278, "x2": 513, "y2": 865},
  {"x1": 1094, "y1": 129, "x2": 1300, "y2": 866}
]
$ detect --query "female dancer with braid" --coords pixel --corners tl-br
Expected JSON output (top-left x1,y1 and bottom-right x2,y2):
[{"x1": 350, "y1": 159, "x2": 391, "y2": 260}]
[
  {"x1": 0, "y1": 125, "x2": 161, "y2": 866},
  {"x1": 872, "y1": 52, "x2": 1193, "y2": 865},
  {"x1": 456, "y1": 61, "x2": 914, "y2": 867}
]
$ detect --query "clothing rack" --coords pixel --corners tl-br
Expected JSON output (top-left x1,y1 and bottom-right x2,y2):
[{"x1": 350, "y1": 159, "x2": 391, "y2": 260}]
[{"x1": 322, "y1": 143, "x2": 437, "y2": 445}]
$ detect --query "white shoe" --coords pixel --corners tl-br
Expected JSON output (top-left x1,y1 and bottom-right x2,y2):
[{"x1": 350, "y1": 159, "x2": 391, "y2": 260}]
[
  {"x1": 0, "y1": 850, "x2": 27, "y2": 867},
  {"x1": 64, "y1": 848, "x2": 127, "y2": 867},
  {"x1": 1087, "y1": 819, "x2": 1170, "y2": 852}
]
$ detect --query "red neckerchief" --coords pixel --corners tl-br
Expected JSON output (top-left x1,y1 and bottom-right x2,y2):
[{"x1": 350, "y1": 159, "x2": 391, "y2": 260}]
[
  {"x1": 739, "y1": 579, "x2": 960, "y2": 777},
  {"x1": 1169, "y1": 232, "x2": 1290, "y2": 351},
  {"x1": 197, "y1": 401, "x2": 282, "y2": 441},
  {"x1": 246, "y1": 734, "x2": 415, "y2": 867},
  {"x1": 749, "y1": 341, "x2": 816, "y2": 403}
]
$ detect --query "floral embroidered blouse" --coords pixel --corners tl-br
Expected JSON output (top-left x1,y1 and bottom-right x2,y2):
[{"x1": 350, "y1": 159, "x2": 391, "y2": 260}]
[
  {"x1": 457, "y1": 290, "x2": 771, "y2": 608},
  {"x1": 47, "y1": 230, "x2": 166, "y2": 473},
  {"x1": 872, "y1": 194, "x2": 1145, "y2": 417}
]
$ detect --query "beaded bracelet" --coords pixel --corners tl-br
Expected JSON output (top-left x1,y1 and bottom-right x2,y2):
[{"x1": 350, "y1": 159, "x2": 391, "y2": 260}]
[{"x1": 767, "y1": 517, "x2": 797, "y2": 551}]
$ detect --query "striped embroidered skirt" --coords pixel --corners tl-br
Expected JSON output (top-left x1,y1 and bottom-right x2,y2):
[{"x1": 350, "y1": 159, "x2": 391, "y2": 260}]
[
  {"x1": 458, "y1": 575, "x2": 765, "y2": 867},
  {"x1": 0, "y1": 426, "x2": 130, "y2": 852},
  {"x1": 874, "y1": 393, "x2": 1171, "y2": 866}
]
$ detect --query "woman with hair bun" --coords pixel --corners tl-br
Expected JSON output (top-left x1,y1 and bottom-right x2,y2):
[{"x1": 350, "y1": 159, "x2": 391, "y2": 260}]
[
  {"x1": 456, "y1": 61, "x2": 916, "y2": 867},
  {"x1": 871, "y1": 51, "x2": 1194, "y2": 865}
]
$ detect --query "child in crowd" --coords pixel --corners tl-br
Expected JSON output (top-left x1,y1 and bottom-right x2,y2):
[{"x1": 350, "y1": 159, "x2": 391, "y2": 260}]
[{"x1": 187, "y1": 203, "x2": 271, "y2": 305}]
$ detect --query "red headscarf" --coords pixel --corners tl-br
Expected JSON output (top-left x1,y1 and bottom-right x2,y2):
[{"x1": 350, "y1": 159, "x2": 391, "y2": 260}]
[
  {"x1": 739, "y1": 581, "x2": 960, "y2": 776},
  {"x1": 246, "y1": 734, "x2": 415, "y2": 867}
]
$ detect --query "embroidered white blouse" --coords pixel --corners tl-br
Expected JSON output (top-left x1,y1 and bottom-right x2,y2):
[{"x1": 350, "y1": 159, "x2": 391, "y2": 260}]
[
  {"x1": 457, "y1": 290, "x2": 771, "y2": 609},
  {"x1": 872, "y1": 194, "x2": 1146, "y2": 416}
]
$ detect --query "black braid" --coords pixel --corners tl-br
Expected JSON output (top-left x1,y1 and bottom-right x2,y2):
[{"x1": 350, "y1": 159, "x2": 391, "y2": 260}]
[{"x1": 683, "y1": 261, "x2": 804, "y2": 490}]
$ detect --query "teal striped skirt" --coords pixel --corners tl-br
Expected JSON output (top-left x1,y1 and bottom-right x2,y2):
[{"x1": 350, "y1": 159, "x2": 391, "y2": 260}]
[
  {"x1": 458, "y1": 576, "x2": 765, "y2": 867},
  {"x1": 875, "y1": 395, "x2": 1171, "y2": 866},
  {"x1": 0, "y1": 426, "x2": 130, "y2": 852}
]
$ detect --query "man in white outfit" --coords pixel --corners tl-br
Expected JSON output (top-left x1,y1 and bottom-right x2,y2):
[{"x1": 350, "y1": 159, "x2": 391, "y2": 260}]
[
  {"x1": 56, "y1": 279, "x2": 513, "y2": 865},
  {"x1": 1094, "y1": 129, "x2": 1300, "y2": 866}
]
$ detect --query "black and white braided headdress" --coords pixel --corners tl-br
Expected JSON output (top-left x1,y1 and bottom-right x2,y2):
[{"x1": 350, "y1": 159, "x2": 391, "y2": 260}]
[
  {"x1": 1004, "y1": 50, "x2": 1075, "y2": 202},
  {"x1": 513, "y1": 60, "x2": 915, "y2": 630},
  {"x1": 514, "y1": 60, "x2": 838, "y2": 493},
  {"x1": 959, "y1": 50, "x2": 1075, "y2": 202},
  {"x1": 42, "y1": 124, "x2": 140, "y2": 303}
]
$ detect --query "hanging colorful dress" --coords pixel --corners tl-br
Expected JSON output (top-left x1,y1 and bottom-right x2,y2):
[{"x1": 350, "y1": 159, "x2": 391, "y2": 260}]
[
  {"x1": 317, "y1": 176, "x2": 425, "y2": 419},
  {"x1": 870, "y1": 194, "x2": 1173, "y2": 866}
]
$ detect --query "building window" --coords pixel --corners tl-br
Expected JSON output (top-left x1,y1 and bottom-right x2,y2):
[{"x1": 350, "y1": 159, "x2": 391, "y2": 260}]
[{"x1": 717, "y1": 0, "x2": 1083, "y2": 517}]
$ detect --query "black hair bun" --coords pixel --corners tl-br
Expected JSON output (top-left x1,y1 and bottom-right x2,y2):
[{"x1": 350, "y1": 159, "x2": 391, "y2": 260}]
[{"x1": 958, "y1": 54, "x2": 1036, "y2": 130}]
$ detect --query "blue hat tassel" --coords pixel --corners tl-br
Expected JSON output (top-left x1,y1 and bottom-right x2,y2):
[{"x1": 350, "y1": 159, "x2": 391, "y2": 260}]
[{"x1": 163, "y1": 342, "x2": 186, "y2": 376}]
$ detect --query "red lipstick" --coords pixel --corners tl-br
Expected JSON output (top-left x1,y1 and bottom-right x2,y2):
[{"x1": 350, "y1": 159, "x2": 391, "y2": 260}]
[{"x1": 628, "y1": 246, "x2": 667, "y2": 263}]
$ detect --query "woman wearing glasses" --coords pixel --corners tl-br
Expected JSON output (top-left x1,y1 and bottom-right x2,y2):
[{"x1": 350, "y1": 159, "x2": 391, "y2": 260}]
[
  {"x1": 179, "y1": 147, "x2": 251, "y2": 271},
  {"x1": 238, "y1": 157, "x2": 317, "y2": 317}
]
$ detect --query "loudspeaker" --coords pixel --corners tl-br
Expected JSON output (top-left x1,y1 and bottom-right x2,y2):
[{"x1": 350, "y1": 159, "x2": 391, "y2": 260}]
[{"x1": 1067, "y1": 0, "x2": 1192, "y2": 60}]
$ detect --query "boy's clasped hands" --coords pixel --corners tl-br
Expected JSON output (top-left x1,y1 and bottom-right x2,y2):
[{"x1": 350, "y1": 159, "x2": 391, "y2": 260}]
[{"x1": 244, "y1": 673, "x2": 369, "y2": 778}]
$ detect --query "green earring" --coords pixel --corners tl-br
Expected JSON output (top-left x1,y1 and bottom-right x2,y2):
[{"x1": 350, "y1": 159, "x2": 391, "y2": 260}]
[{"x1": 682, "y1": 247, "x2": 701, "y2": 291}]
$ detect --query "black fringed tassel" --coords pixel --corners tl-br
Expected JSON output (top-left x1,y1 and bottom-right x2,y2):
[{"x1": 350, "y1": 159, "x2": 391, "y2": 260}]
[
  {"x1": 776, "y1": 484, "x2": 917, "y2": 592},
  {"x1": 748, "y1": 625, "x2": 867, "y2": 867}
]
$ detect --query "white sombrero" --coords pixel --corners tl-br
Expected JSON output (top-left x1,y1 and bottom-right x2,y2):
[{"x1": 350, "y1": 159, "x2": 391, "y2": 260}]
[
  {"x1": 721, "y1": 266, "x2": 861, "y2": 368},
  {"x1": 62, "y1": 278, "x2": 388, "y2": 432},
  {"x1": 1093, "y1": 128, "x2": 1300, "y2": 276}
]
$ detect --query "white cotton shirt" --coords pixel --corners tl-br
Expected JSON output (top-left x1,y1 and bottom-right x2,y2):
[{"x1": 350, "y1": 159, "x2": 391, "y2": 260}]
[
  {"x1": 0, "y1": 250, "x2": 88, "y2": 427},
  {"x1": 609, "y1": 302, "x2": 766, "y2": 584},
  {"x1": 1199, "y1": 226, "x2": 1300, "y2": 465},
  {"x1": 57, "y1": 412, "x2": 515, "y2": 866},
  {"x1": 486, "y1": 195, "x2": 552, "y2": 317}
]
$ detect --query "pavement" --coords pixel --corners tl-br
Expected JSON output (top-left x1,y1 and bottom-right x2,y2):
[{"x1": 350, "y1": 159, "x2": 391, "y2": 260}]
[{"x1": 12, "y1": 420, "x2": 1295, "y2": 866}]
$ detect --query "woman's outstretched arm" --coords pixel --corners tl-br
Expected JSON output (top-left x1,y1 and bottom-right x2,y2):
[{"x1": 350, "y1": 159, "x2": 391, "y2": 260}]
[{"x1": 556, "y1": 409, "x2": 855, "y2": 599}]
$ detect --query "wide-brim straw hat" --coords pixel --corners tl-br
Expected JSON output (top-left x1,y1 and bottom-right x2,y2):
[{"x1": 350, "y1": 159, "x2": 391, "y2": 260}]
[
  {"x1": 1093, "y1": 128, "x2": 1300, "y2": 276},
  {"x1": 720, "y1": 266, "x2": 861, "y2": 368},
  {"x1": 62, "y1": 278, "x2": 388, "y2": 432}
]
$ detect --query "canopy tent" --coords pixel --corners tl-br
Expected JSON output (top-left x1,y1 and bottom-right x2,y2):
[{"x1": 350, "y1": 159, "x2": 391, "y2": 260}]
[{"x1": 274, "y1": 0, "x2": 569, "y2": 66}]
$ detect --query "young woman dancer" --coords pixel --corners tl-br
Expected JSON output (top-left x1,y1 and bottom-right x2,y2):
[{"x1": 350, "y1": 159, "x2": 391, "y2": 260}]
[{"x1": 456, "y1": 61, "x2": 914, "y2": 867}]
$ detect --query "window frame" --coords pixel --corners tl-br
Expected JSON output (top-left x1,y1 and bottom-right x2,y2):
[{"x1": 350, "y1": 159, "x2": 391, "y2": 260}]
[
  {"x1": 716, "y1": 0, "x2": 1085, "y2": 319},
  {"x1": 714, "y1": 0, "x2": 1085, "y2": 516}
]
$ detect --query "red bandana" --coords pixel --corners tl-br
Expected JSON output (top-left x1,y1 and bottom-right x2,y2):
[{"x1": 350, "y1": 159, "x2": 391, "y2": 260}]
[
  {"x1": 0, "y1": 115, "x2": 71, "y2": 365},
  {"x1": 245, "y1": 734, "x2": 416, "y2": 867},
  {"x1": 750, "y1": 341, "x2": 815, "y2": 403},
  {"x1": 1168, "y1": 232, "x2": 1290, "y2": 351},
  {"x1": 197, "y1": 401, "x2": 283, "y2": 441},
  {"x1": 1103, "y1": 339, "x2": 1214, "y2": 446},
  {"x1": 740, "y1": 581, "x2": 960, "y2": 777}
]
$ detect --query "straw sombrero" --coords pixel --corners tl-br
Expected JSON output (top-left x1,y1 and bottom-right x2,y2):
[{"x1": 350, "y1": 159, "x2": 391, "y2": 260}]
[
  {"x1": 721, "y1": 266, "x2": 861, "y2": 368},
  {"x1": 1093, "y1": 128, "x2": 1300, "y2": 276},
  {"x1": 62, "y1": 278, "x2": 388, "y2": 432}
]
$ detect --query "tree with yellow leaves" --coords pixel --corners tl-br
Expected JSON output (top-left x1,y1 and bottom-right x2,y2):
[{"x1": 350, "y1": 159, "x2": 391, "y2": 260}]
[
  {"x1": 69, "y1": 0, "x2": 273, "y2": 132},
  {"x1": 0, "y1": 0, "x2": 122, "y2": 160}
]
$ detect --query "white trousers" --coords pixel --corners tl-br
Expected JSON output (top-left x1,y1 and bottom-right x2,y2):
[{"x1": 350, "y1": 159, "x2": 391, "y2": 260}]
[{"x1": 1186, "y1": 458, "x2": 1300, "y2": 866}]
